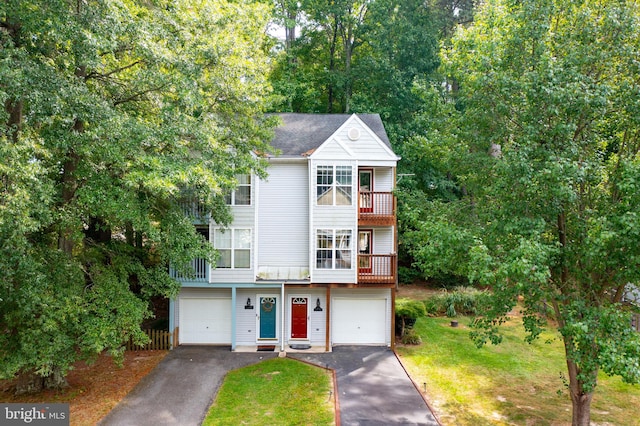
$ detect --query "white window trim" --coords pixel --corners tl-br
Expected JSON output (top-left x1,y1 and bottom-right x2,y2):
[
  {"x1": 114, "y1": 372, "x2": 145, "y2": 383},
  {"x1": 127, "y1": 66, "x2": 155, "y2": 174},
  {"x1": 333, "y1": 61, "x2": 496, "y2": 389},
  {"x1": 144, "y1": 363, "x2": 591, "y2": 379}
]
[
  {"x1": 315, "y1": 165, "x2": 353, "y2": 206},
  {"x1": 315, "y1": 228, "x2": 353, "y2": 270},
  {"x1": 213, "y1": 227, "x2": 252, "y2": 269},
  {"x1": 226, "y1": 174, "x2": 252, "y2": 206}
]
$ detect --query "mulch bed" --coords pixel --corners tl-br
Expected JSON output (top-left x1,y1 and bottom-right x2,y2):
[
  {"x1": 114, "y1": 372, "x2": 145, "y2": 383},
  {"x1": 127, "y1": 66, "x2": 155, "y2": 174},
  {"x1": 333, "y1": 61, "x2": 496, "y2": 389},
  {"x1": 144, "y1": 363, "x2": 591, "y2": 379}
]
[{"x1": 0, "y1": 350, "x2": 167, "y2": 426}]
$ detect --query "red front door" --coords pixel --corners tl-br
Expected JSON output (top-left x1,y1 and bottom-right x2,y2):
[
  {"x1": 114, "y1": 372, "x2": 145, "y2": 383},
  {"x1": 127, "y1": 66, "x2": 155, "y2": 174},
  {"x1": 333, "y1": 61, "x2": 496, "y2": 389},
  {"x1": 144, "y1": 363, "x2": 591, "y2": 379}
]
[{"x1": 291, "y1": 298, "x2": 308, "y2": 339}]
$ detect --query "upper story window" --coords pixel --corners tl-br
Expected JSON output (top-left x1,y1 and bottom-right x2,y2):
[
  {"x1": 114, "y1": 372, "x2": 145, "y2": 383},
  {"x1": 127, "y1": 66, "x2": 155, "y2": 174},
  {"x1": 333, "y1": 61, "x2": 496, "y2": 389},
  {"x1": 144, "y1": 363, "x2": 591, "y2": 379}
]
[
  {"x1": 213, "y1": 228, "x2": 251, "y2": 269},
  {"x1": 316, "y1": 165, "x2": 352, "y2": 206},
  {"x1": 225, "y1": 174, "x2": 251, "y2": 206},
  {"x1": 316, "y1": 229, "x2": 352, "y2": 269}
]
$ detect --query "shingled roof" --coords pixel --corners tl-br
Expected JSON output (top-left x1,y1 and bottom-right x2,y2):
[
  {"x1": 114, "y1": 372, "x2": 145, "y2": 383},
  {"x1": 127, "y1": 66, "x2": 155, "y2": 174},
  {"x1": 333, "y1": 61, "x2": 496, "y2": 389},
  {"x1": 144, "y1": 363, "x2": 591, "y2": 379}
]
[{"x1": 268, "y1": 113, "x2": 391, "y2": 157}]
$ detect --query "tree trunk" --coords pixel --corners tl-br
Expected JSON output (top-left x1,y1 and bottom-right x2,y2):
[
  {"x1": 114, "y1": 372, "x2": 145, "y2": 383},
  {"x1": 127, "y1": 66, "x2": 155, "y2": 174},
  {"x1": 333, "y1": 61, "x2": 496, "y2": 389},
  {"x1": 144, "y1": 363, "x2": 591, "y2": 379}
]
[
  {"x1": 570, "y1": 390, "x2": 593, "y2": 426},
  {"x1": 14, "y1": 367, "x2": 68, "y2": 395},
  {"x1": 564, "y1": 337, "x2": 596, "y2": 426},
  {"x1": 327, "y1": 16, "x2": 339, "y2": 113},
  {"x1": 59, "y1": 65, "x2": 86, "y2": 253},
  {"x1": 5, "y1": 98, "x2": 23, "y2": 144}
]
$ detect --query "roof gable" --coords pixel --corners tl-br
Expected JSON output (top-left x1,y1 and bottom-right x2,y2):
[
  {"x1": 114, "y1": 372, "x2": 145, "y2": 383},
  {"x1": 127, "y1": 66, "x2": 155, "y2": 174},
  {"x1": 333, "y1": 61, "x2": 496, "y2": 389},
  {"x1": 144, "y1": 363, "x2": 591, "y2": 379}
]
[
  {"x1": 311, "y1": 114, "x2": 397, "y2": 161},
  {"x1": 268, "y1": 113, "x2": 393, "y2": 158}
]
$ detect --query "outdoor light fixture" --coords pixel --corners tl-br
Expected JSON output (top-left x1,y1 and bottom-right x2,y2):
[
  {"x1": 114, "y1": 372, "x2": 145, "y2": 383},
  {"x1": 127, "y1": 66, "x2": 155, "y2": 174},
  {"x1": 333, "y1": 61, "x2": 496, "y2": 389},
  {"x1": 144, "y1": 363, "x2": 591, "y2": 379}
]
[
  {"x1": 244, "y1": 298, "x2": 254, "y2": 309},
  {"x1": 314, "y1": 298, "x2": 323, "y2": 311}
]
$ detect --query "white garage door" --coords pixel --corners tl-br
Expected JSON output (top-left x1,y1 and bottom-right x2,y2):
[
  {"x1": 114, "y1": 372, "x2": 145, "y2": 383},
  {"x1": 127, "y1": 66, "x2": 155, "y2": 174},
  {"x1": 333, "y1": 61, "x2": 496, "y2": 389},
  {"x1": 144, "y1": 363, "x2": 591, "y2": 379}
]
[
  {"x1": 179, "y1": 298, "x2": 232, "y2": 344},
  {"x1": 332, "y1": 298, "x2": 386, "y2": 344}
]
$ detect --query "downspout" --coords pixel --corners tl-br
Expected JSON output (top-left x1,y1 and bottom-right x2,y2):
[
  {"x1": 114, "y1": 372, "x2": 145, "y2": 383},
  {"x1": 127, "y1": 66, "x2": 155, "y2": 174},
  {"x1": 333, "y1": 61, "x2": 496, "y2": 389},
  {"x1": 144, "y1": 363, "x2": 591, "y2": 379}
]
[
  {"x1": 168, "y1": 298, "x2": 175, "y2": 349},
  {"x1": 281, "y1": 282, "x2": 286, "y2": 352},
  {"x1": 231, "y1": 287, "x2": 237, "y2": 351}
]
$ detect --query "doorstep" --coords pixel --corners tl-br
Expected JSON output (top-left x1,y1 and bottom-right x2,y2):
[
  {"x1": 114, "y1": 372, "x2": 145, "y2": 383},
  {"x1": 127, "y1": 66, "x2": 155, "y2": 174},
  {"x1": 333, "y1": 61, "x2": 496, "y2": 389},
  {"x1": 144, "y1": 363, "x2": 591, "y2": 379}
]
[{"x1": 234, "y1": 345, "x2": 329, "y2": 353}]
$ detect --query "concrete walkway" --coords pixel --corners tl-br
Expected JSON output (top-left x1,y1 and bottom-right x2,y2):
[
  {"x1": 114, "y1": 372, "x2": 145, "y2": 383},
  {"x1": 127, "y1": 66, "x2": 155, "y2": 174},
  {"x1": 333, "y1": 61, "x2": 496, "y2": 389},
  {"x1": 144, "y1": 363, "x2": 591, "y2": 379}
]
[{"x1": 99, "y1": 346, "x2": 439, "y2": 426}]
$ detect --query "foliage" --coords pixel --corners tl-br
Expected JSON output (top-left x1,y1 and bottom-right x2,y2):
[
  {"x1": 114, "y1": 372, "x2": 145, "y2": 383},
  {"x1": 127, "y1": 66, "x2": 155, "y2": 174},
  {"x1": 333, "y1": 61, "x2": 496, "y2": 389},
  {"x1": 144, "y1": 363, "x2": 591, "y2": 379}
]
[
  {"x1": 0, "y1": 0, "x2": 275, "y2": 390},
  {"x1": 395, "y1": 297, "x2": 427, "y2": 337},
  {"x1": 268, "y1": 0, "x2": 440, "y2": 118},
  {"x1": 400, "y1": 329, "x2": 422, "y2": 345},
  {"x1": 423, "y1": 287, "x2": 489, "y2": 317},
  {"x1": 203, "y1": 358, "x2": 334, "y2": 425},
  {"x1": 409, "y1": 0, "x2": 640, "y2": 423}
]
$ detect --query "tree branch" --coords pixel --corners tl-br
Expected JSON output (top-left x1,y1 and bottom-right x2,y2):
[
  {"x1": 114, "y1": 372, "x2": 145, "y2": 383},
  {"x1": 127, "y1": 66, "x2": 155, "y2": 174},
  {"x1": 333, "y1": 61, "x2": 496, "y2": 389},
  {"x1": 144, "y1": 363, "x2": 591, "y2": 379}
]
[{"x1": 113, "y1": 84, "x2": 168, "y2": 106}]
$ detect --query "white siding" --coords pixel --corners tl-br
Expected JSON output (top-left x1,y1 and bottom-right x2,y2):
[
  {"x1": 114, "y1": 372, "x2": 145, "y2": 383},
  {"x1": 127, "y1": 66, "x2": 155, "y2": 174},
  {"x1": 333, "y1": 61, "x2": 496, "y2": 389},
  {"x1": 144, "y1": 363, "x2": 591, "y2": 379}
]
[
  {"x1": 236, "y1": 289, "x2": 258, "y2": 345},
  {"x1": 373, "y1": 228, "x2": 394, "y2": 254},
  {"x1": 373, "y1": 168, "x2": 394, "y2": 192},
  {"x1": 257, "y1": 162, "x2": 309, "y2": 280},
  {"x1": 312, "y1": 116, "x2": 397, "y2": 164}
]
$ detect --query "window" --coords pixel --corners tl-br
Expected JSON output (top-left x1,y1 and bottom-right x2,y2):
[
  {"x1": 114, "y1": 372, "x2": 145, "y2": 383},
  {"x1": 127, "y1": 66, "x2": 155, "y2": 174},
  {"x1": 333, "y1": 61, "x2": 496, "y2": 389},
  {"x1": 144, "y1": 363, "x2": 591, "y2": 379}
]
[
  {"x1": 316, "y1": 165, "x2": 352, "y2": 206},
  {"x1": 316, "y1": 229, "x2": 352, "y2": 269},
  {"x1": 225, "y1": 174, "x2": 251, "y2": 205},
  {"x1": 214, "y1": 228, "x2": 251, "y2": 269}
]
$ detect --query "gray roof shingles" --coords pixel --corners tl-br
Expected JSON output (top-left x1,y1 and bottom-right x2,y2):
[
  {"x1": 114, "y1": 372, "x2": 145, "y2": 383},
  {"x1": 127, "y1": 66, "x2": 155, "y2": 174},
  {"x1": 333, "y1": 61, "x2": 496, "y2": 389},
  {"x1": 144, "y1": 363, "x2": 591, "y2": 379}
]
[{"x1": 268, "y1": 113, "x2": 391, "y2": 157}]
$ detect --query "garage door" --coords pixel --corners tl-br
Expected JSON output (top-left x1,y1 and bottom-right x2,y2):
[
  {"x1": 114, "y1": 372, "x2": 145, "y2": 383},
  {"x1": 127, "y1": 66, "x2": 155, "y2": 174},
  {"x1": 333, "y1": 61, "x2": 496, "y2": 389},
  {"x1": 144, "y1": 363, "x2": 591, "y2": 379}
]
[
  {"x1": 179, "y1": 298, "x2": 232, "y2": 344},
  {"x1": 332, "y1": 298, "x2": 386, "y2": 344}
]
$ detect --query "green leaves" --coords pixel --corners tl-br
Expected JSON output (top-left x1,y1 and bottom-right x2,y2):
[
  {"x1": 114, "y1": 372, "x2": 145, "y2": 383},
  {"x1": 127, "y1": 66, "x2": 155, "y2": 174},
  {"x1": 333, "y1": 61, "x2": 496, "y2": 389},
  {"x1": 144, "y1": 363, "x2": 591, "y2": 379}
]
[
  {"x1": 405, "y1": 1, "x2": 640, "y2": 418},
  {"x1": 1, "y1": 0, "x2": 275, "y2": 385}
]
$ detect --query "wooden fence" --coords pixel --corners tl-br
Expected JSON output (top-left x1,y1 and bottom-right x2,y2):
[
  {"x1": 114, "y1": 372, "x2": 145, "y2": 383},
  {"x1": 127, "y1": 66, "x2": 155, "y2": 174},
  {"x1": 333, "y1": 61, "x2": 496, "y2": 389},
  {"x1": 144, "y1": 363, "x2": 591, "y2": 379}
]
[
  {"x1": 632, "y1": 314, "x2": 640, "y2": 333},
  {"x1": 126, "y1": 329, "x2": 172, "y2": 351}
]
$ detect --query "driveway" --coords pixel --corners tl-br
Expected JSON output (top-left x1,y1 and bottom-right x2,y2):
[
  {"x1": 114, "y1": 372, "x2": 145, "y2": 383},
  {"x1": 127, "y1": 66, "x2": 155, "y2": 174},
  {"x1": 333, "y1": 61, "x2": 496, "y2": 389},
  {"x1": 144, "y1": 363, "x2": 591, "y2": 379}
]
[
  {"x1": 100, "y1": 346, "x2": 439, "y2": 426},
  {"x1": 291, "y1": 346, "x2": 439, "y2": 426},
  {"x1": 99, "y1": 346, "x2": 277, "y2": 426}
]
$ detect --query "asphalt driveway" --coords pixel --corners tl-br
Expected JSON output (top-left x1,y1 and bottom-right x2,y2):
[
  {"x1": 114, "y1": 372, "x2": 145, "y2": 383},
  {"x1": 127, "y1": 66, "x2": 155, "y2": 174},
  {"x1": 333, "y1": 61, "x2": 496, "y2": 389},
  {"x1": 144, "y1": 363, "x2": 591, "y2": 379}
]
[
  {"x1": 99, "y1": 346, "x2": 439, "y2": 426},
  {"x1": 98, "y1": 346, "x2": 277, "y2": 426},
  {"x1": 291, "y1": 346, "x2": 439, "y2": 426}
]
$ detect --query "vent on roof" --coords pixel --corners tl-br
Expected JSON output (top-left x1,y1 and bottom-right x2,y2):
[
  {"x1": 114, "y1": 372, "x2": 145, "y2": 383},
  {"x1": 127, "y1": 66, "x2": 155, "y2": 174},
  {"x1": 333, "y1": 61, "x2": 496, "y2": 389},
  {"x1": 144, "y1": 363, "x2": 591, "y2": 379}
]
[{"x1": 348, "y1": 127, "x2": 361, "y2": 141}]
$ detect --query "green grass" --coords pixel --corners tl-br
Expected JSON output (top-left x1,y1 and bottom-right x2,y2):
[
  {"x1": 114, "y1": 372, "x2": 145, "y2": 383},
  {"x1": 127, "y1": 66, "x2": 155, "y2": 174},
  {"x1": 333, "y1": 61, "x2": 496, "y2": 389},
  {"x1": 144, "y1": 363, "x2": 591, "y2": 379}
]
[
  {"x1": 202, "y1": 357, "x2": 335, "y2": 426},
  {"x1": 397, "y1": 316, "x2": 640, "y2": 425}
]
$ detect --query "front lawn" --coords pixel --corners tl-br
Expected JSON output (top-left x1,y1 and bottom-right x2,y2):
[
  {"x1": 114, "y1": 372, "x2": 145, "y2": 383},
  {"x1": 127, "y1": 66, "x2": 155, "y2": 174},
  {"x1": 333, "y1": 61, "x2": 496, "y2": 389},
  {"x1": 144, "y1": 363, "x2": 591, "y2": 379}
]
[
  {"x1": 203, "y1": 357, "x2": 335, "y2": 426},
  {"x1": 397, "y1": 316, "x2": 640, "y2": 425}
]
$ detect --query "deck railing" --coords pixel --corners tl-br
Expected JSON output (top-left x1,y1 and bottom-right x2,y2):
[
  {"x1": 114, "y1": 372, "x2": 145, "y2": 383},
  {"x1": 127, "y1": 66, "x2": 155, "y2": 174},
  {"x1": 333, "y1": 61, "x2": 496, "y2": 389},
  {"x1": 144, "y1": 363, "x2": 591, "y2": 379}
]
[
  {"x1": 178, "y1": 198, "x2": 209, "y2": 221},
  {"x1": 169, "y1": 258, "x2": 208, "y2": 282},
  {"x1": 357, "y1": 254, "x2": 397, "y2": 284},
  {"x1": 358, "y1": 192, "x2": 395, "y2": 223}
]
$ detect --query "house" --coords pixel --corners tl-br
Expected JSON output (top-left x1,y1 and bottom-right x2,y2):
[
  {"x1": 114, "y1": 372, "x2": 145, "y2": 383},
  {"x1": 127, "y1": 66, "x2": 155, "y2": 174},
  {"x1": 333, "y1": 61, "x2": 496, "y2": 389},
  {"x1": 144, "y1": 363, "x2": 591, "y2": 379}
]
[{"x1": 168, "y1": 113, "x2": 400, "y2": 351}]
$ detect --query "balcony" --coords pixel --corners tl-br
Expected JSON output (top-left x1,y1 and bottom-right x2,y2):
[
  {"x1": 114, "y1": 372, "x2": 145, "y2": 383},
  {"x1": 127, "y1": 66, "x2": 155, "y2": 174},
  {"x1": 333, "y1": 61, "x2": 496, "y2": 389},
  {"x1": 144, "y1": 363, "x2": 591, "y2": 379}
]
[
  {"x1": 357, "y1": 254, "x2": 397, "y2": 285},
  {"x1": 170, "y1": 258, "x2": 208, "y2": 283},
  {"x1": 358, "y1": 192, "x2": 396, "y2": 226}
]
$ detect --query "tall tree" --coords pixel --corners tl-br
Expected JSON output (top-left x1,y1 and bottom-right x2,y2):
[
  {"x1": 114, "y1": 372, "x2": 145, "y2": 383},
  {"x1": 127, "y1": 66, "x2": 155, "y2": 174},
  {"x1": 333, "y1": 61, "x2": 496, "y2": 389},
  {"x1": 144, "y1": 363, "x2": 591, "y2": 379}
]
[
  {"x1": 1, "y1": 0, "x2": 275, "y2": 392},
  {"x1": 410, "y1": 0, "x2": 640, "y2": 424},
  {"x1": 269, "y1": 0, "x2": 441, "y2": 120}
]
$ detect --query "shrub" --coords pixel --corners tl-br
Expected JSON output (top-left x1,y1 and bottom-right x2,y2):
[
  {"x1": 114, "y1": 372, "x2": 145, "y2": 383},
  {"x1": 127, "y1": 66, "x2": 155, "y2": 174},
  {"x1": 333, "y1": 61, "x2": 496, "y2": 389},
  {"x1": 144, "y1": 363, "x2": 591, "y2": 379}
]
[
  {"x1": 423, "y1": 286, "x2": 490, "y2": 317},
  {"x1": 401, "y1": 328, "x2": 422, "y2": 345},
  {"x1": 398, "y1": 266, "x2": 423, "y2": 285},
  {"x1": 396, "y1": 298, "x2": 427, "y2": 337}
]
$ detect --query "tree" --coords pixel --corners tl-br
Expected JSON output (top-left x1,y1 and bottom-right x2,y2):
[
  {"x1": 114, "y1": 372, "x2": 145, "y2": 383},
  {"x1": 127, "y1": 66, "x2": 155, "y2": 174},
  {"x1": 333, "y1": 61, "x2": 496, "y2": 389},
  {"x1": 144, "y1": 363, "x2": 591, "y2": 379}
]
[
  {"x1": 268, "y1": 0, "x2": 441, "y2": 118},
  {"x1": 1, "y1": 0, "x2": 275, "y2": 393},
  {"x1": 410, "y1": 0, "x2": 640, "y2": 424}
]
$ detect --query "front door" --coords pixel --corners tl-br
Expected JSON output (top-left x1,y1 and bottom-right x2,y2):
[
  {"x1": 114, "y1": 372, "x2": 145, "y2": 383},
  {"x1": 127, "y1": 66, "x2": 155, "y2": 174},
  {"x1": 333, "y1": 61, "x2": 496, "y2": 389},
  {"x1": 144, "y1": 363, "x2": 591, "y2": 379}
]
[
  {"x1": 290, "y1": 297, "x2": 308, "y2": 339},
  {"x1": 359, "y1": 169, "x2": 373, "y2": 213},
  {"x1": 358, "y1": 230, "x2": 373, "y2": 274},
  {"x1": 259, "y1": 296, "x2": 277, "y2": 339}
]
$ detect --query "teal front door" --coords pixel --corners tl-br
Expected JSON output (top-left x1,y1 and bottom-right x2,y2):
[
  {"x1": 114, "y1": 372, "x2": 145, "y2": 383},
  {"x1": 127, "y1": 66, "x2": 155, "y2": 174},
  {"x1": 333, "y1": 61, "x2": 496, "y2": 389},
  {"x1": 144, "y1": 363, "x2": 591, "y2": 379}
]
[{"x1": 259, "y1": 297, "x2": 277, "y2": 339}]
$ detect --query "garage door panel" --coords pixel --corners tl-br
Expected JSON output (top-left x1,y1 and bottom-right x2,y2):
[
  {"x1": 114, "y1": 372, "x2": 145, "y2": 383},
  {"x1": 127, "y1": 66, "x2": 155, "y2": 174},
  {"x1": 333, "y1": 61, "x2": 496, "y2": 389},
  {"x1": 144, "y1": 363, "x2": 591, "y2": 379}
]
[
  {"x1": 180, "y1": 298, "x2": 231, "y2": 344},
  {"x1": 332, "y1": 298, "x2": 386, "y2": 344}
]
